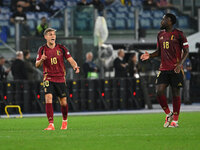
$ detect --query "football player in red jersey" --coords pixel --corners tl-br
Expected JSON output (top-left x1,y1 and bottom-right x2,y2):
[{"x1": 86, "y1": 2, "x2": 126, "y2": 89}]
[
  {"x1": 35, "y1": 28, "x2": 80, "y2": 130},
  {"x1": 140, "y1": 14, "x2": 189, "y2": 127}
]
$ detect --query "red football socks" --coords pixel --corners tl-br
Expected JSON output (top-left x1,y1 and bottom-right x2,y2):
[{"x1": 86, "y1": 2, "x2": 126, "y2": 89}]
[
  {"x1": 157, "y1": 95, "x2": 171, "y2": 114},
  {"x1": 46, "y1": 103, "x2": 54, "y2": 123},
  {"x1": 172, "y1": 96, "x2": 181, "y2": 121},
  {"x1": 61, "y1": 104, "x2": 68, "y2": 121}
]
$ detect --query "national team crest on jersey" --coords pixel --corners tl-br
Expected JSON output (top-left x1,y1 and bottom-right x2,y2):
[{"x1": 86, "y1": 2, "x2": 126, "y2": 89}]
[
  {"x1": 57, "y1": 50, "x2": 61, "y2": 56},
  {"x1": 171, "y1": 35, "x2": 174, "y2": 40}
]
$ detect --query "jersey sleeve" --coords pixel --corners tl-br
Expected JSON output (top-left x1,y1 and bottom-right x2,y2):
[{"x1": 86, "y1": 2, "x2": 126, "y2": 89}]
[
  {"x1": 36, "y1": 46, "x2": 43, "y2": 61},
  {"x1": 180, "y1": 32, "x2": 189, "y2": 49},
  {"x1": 157, "y1": 35, "x2": 160, "y2": 50},
  {"x1": 60, "y1": 45, "x2": 72, "y2": 59}
]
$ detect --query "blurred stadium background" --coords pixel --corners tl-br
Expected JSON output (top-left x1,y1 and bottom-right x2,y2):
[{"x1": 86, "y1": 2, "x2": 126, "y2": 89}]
[{"x1": 0, "y1": 0, "x2": 200, "y2": 115}]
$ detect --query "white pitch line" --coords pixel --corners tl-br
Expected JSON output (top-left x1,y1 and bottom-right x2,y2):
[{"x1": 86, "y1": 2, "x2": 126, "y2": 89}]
[{"x1": 1, "y1": 104, "x2": 200, "y2": 118}]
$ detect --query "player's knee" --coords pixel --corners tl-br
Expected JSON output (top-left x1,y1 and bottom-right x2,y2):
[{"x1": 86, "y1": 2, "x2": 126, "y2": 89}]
[
  {"x1": 45, "y1": 94, "x2": 53, "y2": 103},
  {"x1": 172, "y1": 88, "x2": 180, "y2": 97},
  {"x1": 60, "y1": 97, "x2": 67, "y2": 106},
  {"x1": 60, "y1": 101, "x2": 66, "y2": 106},
  {"x1": 156, "y1": 89, "x2": 164, "y2": 96},
  {"x1": 172, "y1": 92, "x2": 180, "y2": 97}
]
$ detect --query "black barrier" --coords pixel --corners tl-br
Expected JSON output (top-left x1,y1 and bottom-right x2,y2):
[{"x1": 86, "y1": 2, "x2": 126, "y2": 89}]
[
  {"x1": 103, "y1": 79, "x2": 111, "y2": 110},
  {"x1": 80, "y1": 79, "x2": 87, "y2": 111},
  {"x1": 87, "y1": 80, "x2": 96, "y2": 111},
  {"x1": 112, "y1": 78, "x2": 120, "y2": 110},
  {"x1": 0, "y1": 82, "x2": 5, "y2": 114},
  {"x1": 95, "y1": 80, "x2": 104, "y2": 110},
  {"x1": 0, "y1": 78, "x2": 146, "y2": 114},
  {"x1": 70, "y1": 80, "x2": 80, "y2": 112}
]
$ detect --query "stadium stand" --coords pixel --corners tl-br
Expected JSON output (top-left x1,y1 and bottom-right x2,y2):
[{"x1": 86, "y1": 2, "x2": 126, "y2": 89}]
[
  {"x1": 27, "y1": 20, "x2": 36, "y2": 30},
  {"x1": 178, "y1": 16, "x2": 190, "y2": 29},
  {"x1": 75, "y1": 19, "x2": 87, "y2": 31},
  {"x1": 127, "y1": 18, "x2": 135, "y2": 29},
  {"x1": 26, "y1": 12, "x2": 37, "y2": 20},
  {"x1": 49, "y1": 18, "x2": 62, "y2": 30},
  {"x1": 0, "y1": 0, "x2": 198, "y2": 46},
  {"x1": 0, "y1": 0, "x2": 196, "y2": 36},
  {"x1": 152, "y1": 18, "x2": 161, "y2": 29}
]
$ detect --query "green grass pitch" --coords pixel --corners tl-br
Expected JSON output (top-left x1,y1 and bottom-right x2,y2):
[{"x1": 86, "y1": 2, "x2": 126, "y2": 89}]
[{"x1": 0, "y1": 112, "x2": 200, "y2": 150}]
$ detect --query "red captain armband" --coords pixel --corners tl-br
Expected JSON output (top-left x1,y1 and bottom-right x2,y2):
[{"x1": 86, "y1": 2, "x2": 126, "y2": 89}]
[{"x1": 183, "y1": 42, "x2": 189, "y2": 48}]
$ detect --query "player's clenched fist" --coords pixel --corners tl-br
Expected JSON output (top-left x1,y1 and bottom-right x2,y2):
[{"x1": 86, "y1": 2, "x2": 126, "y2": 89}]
[
  {"x1": 174, "y1": 63, "x2": 181, "y2": 73},
  {"x1": 73, "y1": 66, "x2": 80, "y2": 73},
  {"x1": 140, "y1": 51, "x2": 150, "y2": 61},
  {"x1": 41, "y1": 51, "x2": 47, "y2": 61}
]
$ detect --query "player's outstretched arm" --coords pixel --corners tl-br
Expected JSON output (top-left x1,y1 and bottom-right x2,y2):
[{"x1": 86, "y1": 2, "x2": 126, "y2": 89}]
[
  {"x1": 67, "y1": 57, "x2": 80, "y2": 73},
  {"x1": 140, "y1": 49, "x2": 161, "y2": 61},
  {"x1": 140, "y1": 51, "x2": 150, "y2": 61}
]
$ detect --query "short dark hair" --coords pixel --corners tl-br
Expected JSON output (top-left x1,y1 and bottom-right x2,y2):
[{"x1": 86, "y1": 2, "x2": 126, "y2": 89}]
[
  {"x1": 128, "y1": 53, "x2": 136, "y2": 63},
  {"x1": 41, "y1": 17, "x2": 46, "y2": 20},
  {"x1": 165, "y1": 13, "x2": 176, "y2": 25},
  {"x1": 23, "y1": 50, "x2": 30, "y2": 57}
]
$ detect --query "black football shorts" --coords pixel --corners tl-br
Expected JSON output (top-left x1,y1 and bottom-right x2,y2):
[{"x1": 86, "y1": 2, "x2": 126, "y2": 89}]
[
  {"x1": 156, "y1": 70, "x2": 184, "y2": 88},
  {"x1": 43, "y1": 80, "x2": 67, "y2": 98}
]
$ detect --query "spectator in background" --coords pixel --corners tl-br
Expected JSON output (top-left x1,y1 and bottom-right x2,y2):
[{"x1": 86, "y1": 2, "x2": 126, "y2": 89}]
[
  {"x1": 120, "y1": 0, "x2": 132, "y2": 6},
  {"x1": 183, "y1": 57, "x2": 192, "y2": 104},
  {"x1": 11, "y1": 51, "x2": 28, "y2": 80},
  {"x1": 77, "y1": 0, "x2": 91, "y2": 12},
  {"x1": 38, "y1": 0, "x2": 54, "y2": 14},
  {"x1": 27, "y1": 0, "x2": 40, "y2": 12},
  {"x1": 77, "y1": 0, "x2": 90, "y2": 6},
  {"x1": 10, "y1": 5, "x2": 26, "y2": 23},
  {"x1": 0, "y1": 0, "x2": 3, "y2": 6},
  {"x1": 83, "y1": 52, "x2": 99, "y2": 78},
  {"x1": 128, "y1": 53, "x2": 140, "y2": 78},
  {"x1": 36, "y1": 17, "x2": 48, "y2": 36},
  {"x1": 156, "y1": 0, "x2": 173, "y2": 8},
  {"x1": 10, "y1": 0, "x2": 30, "y2": 12},
  {"x1": 90, "y1": 0, "x2": 104, "y2": 14},
  {"x1": 0, "y1": 56, "x2": 10, "y2": 81},
  {"x1": 114, "y1": 49, "x2": 128, "y2": 78},
  {"x1": 10, "y1": 5, "x2": 31, "y2": 36},
  {"x1": 23, "y1": 50, "x2": 35, "y2": 80},
  {"x1": 143, "y1": 0, "x2": 157, "y2": 10}
]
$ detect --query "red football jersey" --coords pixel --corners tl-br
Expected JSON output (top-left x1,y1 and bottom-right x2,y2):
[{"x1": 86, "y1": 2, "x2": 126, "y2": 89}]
[
  {"x1": 157, "y1": 28, "x2": 189, "y2": 71},
  {"x1": 36, "y1": 44, "x2": 71, "y2": 83}
]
